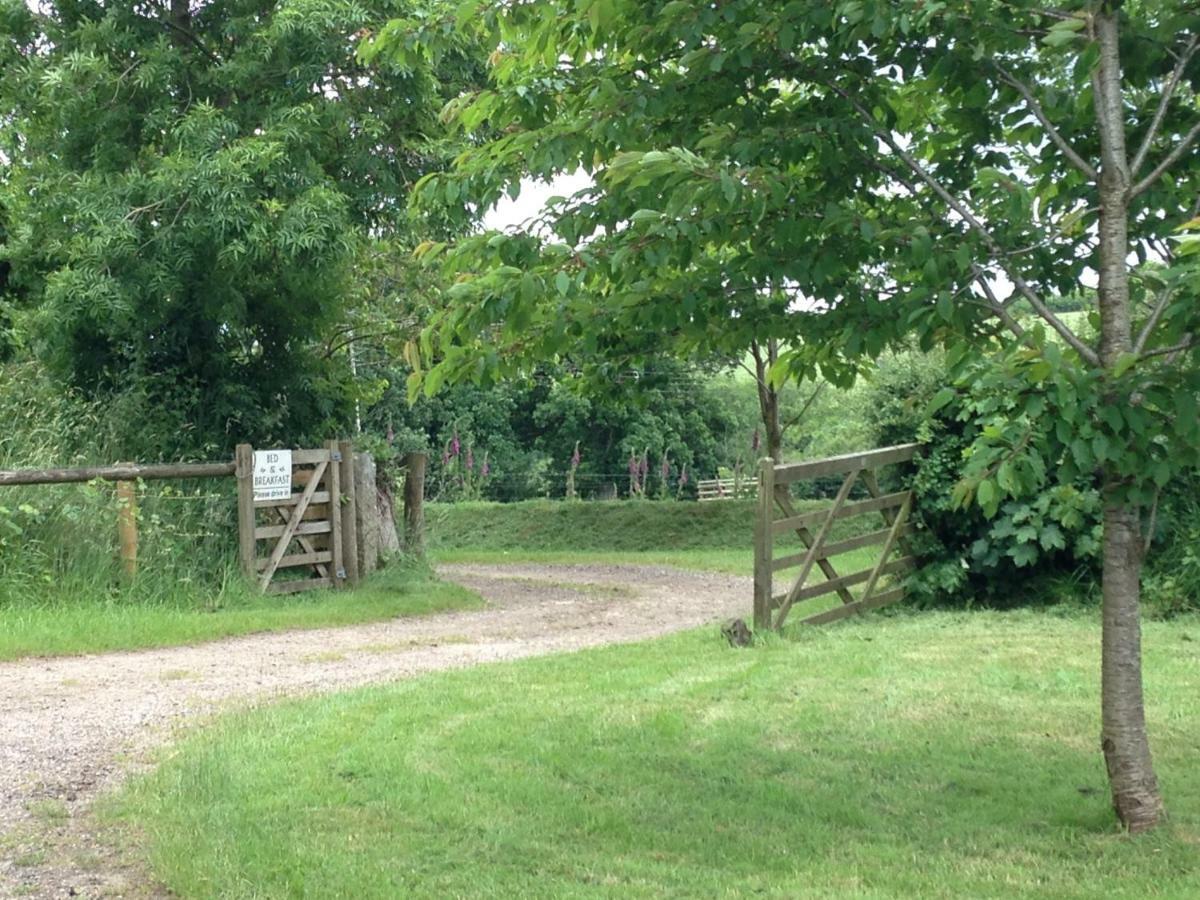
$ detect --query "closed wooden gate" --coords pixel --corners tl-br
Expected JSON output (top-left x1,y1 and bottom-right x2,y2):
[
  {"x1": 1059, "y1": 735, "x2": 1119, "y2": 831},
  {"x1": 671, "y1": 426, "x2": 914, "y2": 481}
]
[
  {"x1": 235, "y1": 441, "x2": 357, "y2": 594},
  {"x1": 753, "y1": 443, "x2": 918, "y2": 630}
]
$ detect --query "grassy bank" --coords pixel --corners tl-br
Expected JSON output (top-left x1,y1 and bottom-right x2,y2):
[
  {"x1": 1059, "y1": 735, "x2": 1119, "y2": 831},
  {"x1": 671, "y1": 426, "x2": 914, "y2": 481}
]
[
  {"x1": 427, "y1": 498, "x2": 765, "y2": 554},
  {"x1": 115, "y1": 612, "x2": 1200, "y2": 898},
  {"x1": 0, "y1": 567, "x2": 481, "y2": 661},
  {"x1": 428, "y1": 498, "x2": 867, "y2": 577}
]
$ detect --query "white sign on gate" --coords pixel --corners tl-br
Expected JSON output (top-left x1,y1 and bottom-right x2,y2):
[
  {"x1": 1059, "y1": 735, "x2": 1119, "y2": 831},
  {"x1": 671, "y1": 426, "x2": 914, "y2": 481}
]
[{"x1": 253, "y1": 449, "x2": 293, "y2": 501}]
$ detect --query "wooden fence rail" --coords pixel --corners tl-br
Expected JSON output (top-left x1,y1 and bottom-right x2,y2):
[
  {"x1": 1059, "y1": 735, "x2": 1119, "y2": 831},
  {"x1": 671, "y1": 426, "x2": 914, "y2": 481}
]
[
  {"x1": 697, "y1": 477, "x2": 754, "y2": 501},
  {"x1": 0, "y1": 461, "x2": 236, "y2": 486},
  {"x1": 754, "y1": 443, "x2": 919, "y2": 631}
]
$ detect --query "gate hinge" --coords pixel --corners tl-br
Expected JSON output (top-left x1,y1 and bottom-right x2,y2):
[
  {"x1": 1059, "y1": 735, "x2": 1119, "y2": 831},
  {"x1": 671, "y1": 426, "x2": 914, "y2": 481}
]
[
  {"x1": 336, "y1": 567, "x2": 347, "y2": 580},
  {"x1": 331, "y1": 451, "x2": 343, "y2": 462}
]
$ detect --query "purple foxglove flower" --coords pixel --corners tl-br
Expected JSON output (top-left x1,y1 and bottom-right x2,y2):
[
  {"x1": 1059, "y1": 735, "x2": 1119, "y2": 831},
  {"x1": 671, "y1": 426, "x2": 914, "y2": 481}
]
[
  {"x1": 571, "y1": 444, "x2": 581, "y2": 467},
  {"x1": 680, "y1": 465, "x2": 688, "y2": 486},
  {"x1": 466, "y1": 446, "x2": 475, "y2": 471},
  {"x1": 660, "y1": 457, "x2": 670, "y2": 480},
  {"x1": 481, "y1": 458, "x2": 490, "y2": 477},
  {"x1": 752, "y1": 429, "x2": 760, "y2": 452},
  {"x1": 450, "y1": 431, "x2": 461, "y2": 456}
]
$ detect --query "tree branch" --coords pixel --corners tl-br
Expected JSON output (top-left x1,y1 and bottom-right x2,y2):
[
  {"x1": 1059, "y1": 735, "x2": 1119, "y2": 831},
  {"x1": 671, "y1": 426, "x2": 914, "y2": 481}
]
[
  {"x1": 1133, "y1": 287, "x2": 1174, "y2": 355},
  {"x1": 1131, "y1": 34, "x2": 1200, "y2": 175},
  {"x1": 1139, "y1": 334, "x2": 1198, "y2": 362},
  {"x1": 830, "y1": 83, "x2": 1100, "y2": 366},
  {"x1": 161, "y1": 19, "x2": 222, "y2": 66},
  {"x1": 780, "y1": 383, "x2": 825, "y2": 437},
  {"x1": 994, "y1": 63, "x2": 1098, "y2": 180},
  {"x1": 970, "y1": 265, "x2": 1026, "y2": 340},
  {"x1": 1130, "y1": 118, "x2": 1200, "y2": 198}
]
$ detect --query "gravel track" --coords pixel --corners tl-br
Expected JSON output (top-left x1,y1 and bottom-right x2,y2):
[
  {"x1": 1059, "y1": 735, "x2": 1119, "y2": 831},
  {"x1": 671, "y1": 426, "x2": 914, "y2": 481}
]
[{"x1": 0, "y1": 563, "x2": 748, "y2": 899}]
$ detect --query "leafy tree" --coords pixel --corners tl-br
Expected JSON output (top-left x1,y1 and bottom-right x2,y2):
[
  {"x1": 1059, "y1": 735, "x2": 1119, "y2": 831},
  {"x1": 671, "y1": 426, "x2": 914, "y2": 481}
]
[
  {"x1": 361, "y1": 360, "x2": 736, "y2": 500},
  {"x1": 371, "y1": 0, "x2": 1200, "y2": 829},
  {"x1": 0, "y1": 0, "x2": 482, "y2": 457}
]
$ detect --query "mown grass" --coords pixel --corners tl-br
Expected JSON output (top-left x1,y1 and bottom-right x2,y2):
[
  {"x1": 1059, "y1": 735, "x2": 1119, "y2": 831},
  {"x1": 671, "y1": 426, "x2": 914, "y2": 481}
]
[
  {"x1": 0, "y1": 566, "x2": 481, "y2": 661},
  {"x1": 114, "y1": 611, "x2": 1200, "y2": 899}
]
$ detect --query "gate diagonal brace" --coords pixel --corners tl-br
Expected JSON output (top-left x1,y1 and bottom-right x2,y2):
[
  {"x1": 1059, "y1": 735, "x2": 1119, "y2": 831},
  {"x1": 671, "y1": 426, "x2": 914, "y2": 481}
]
[
  {"x1": 259, "y1": 460, "x2": 327, "y2": 590},
  {"x1": 774, "y1": 467, "x2": 859, "y2": 629}
]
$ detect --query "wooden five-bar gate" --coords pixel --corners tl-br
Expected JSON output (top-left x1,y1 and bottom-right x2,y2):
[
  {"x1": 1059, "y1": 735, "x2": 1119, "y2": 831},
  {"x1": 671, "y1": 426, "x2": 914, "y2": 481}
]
[
  {"x1": 235, "y1": 441, "x2": 357, "y2": 595},
  {"x1": 753, "y1": 443, "x2": 919, "y2": 630}
]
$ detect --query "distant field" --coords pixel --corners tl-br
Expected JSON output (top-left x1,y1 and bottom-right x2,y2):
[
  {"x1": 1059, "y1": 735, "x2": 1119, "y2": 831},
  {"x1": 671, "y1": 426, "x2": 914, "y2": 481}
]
[
  {"x1": 426, "y1": 498, "x2": 767, "y2": 554},
  {"x1": 429, "y1": 498, "x2": 883, "y2": 587}
]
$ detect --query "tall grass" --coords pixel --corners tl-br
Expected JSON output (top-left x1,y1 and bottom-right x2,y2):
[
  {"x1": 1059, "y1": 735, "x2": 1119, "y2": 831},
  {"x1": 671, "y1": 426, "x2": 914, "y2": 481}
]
[{"x1": 0, "y1": 361, "x2": 247, "y2": 609}]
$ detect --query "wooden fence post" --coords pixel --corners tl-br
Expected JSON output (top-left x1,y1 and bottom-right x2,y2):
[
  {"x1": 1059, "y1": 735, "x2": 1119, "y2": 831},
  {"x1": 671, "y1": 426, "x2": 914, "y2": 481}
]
[
  {"x1": 338, "y1": 440, "x2": 359, "y2": 586},
  {"x1": 753, "y1": 457, "x2": 775, "y2": 631},
  {"x1": 354, "y1": 452, "x2": 379, "y2": 577},
  {"x1": 327, "y1": 439, "x2": 344, "y2": 588},
  {"x1": 116, "y1": 476, "x2": 138, "y2": 579},
  {"x1": 403, "y1": 451, "x2": 427, "y2": 558},
  {"x1": 235, "y1": 443, "x2": 257, "y2": 582}
]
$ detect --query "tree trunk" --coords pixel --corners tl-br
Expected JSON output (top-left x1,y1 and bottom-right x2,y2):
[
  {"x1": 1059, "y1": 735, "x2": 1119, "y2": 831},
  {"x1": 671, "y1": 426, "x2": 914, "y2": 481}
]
[
  {"x1": 1091, "y1": 10, "x2": 1163, "y2": 831},
  {"x1": 751, "y1": 339, "x2": 784, "y2": 462},
  {"x1": 1100, "y1": 502, "x2": 1162, "y2": 831}
]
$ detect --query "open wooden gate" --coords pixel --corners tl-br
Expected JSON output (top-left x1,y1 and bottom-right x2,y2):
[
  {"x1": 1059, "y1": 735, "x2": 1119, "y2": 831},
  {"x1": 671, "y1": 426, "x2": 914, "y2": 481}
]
[
  {"x1": 753, "y1": 443, "x2": 919, "y2": 630},
  {"x1": 235, "y1": 441, "x2": 357, "y2": 594}
]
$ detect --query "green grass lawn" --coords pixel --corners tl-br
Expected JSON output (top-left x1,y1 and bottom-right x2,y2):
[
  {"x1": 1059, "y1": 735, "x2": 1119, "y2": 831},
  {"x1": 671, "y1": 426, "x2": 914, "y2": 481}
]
[
  {"x1": 114, "y1": 611, "x2": 1200, "y2": 899},
  {"x1": 0, "y1": 567, "x2": 481, "y2": 661}
]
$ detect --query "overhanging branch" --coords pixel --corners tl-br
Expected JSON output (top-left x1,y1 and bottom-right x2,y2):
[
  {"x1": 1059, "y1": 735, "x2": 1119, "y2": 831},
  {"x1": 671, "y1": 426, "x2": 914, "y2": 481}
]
[
  {"x1": 1130, "y1": 118, "x2": 1200, "y2": 198},
  {"x1": 1131, "y1": 33, "x2": 1200, "y2": 176},
  {"x1": 830, "y1": 82, "x2": 1100, "y2": 367},
  {"x1": 994, "y1": 63, "x2": 1098, "y2": 180}
]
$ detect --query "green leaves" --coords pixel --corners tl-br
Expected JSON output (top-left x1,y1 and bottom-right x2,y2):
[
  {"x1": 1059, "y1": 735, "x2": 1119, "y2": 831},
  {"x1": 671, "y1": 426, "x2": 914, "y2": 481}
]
[{"x1": 1042, "y1": 15, "x2": 1086, "y2": 49}]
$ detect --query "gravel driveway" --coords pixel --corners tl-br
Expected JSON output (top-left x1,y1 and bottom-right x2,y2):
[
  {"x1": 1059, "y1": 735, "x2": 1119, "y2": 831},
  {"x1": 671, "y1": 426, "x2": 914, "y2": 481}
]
[{"x1": 0, "y1": 563, "x2": 748, "y2": 899}]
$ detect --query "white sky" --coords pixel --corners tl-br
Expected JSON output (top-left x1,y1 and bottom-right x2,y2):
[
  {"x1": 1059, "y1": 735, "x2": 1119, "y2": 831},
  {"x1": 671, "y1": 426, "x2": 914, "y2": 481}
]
[{"x1": 481, "y1": 171, "x2": 593, "y2": 232}]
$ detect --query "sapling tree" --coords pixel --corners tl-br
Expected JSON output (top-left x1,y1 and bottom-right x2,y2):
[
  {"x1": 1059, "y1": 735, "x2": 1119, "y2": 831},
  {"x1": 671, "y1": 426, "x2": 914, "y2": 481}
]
[{"x1": 369, "y1": 0, "x2": 1200, "y2": 830}]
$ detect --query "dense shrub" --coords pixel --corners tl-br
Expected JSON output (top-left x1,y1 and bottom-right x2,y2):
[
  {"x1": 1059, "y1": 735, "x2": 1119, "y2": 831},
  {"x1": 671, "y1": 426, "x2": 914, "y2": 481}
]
[{"x1": 846, "y1": 350, "x2": 1103, "y2": 608}]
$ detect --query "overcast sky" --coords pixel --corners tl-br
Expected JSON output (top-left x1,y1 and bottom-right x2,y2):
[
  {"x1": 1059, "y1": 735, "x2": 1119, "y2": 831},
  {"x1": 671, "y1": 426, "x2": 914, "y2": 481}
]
[{"x1": 481, "y1": 171, "x2": 593, "y2": 233}]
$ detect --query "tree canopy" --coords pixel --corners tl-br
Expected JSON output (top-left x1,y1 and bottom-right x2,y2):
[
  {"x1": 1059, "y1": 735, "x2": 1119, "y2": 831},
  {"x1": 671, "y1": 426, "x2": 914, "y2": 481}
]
[
  {"x1": 370, "y1": 0, "x2": 1200, "y2": 831},
  {"x1": 0, "y1": 0, "x2": 483, "y2": 455}
]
